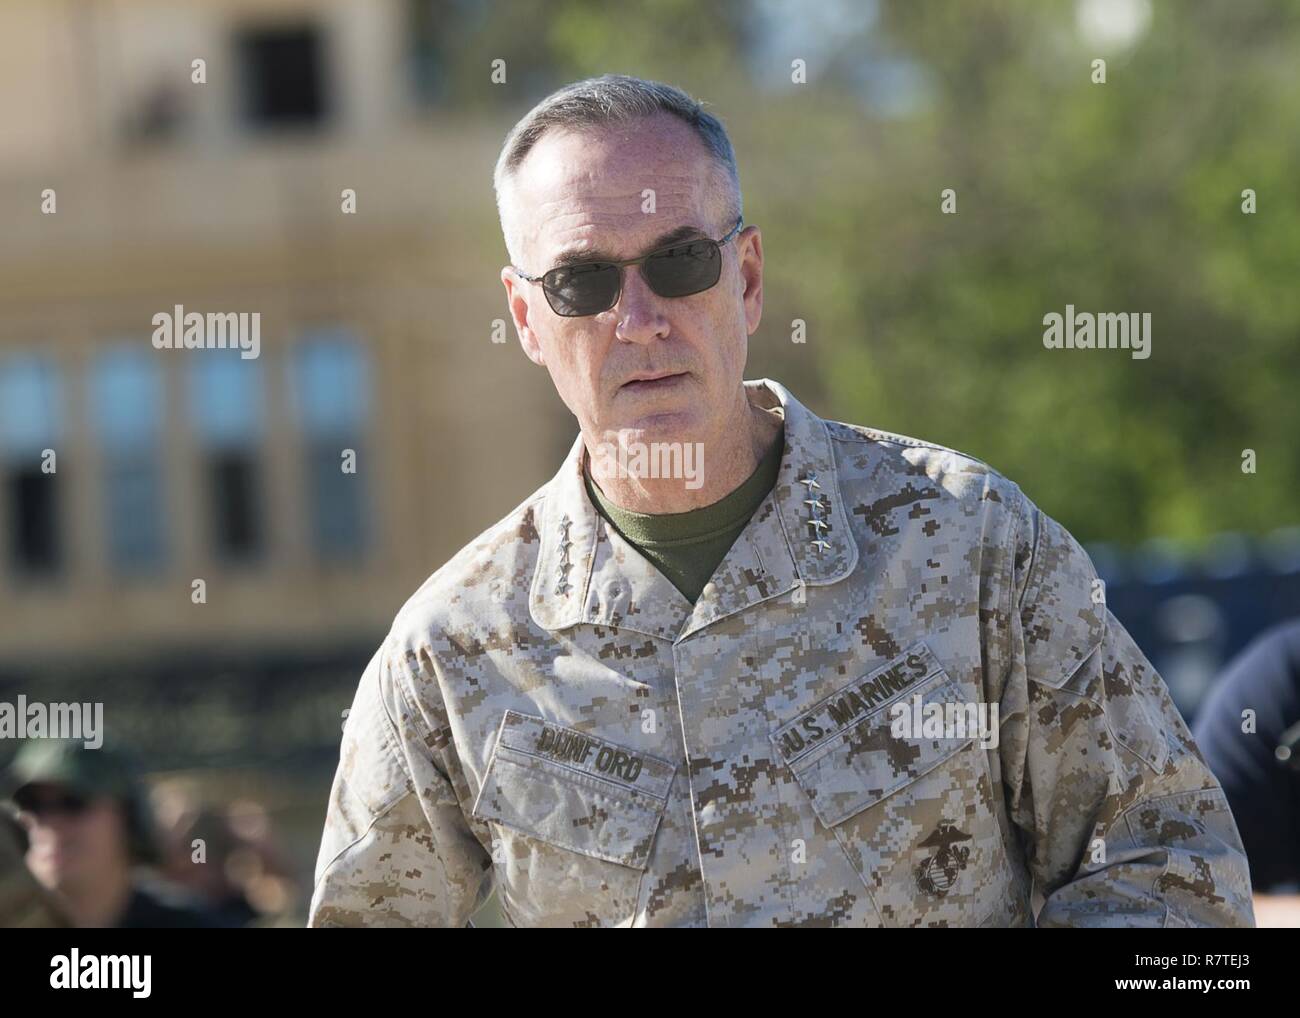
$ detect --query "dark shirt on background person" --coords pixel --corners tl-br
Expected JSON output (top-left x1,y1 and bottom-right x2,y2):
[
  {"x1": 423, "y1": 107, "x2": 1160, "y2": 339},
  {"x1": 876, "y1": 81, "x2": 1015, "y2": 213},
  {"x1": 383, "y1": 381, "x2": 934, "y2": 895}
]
[
  {"x1": 1194, "y1": 619, "x2": 1300, "y2": 891},
  {"x1": 118, "y1": 884, "x2": 225, "y2": 928}
]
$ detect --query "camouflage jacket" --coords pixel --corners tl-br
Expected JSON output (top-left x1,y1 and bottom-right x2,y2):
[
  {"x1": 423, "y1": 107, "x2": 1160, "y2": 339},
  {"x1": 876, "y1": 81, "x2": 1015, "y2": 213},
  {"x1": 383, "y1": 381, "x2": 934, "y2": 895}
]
[{"x1": 308, "y1": 379, "x2": 1254, "y2": 927}]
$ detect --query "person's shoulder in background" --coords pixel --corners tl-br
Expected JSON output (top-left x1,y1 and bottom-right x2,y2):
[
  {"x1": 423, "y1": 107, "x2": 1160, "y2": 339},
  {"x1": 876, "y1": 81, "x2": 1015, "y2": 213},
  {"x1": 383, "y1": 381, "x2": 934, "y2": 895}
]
[
  {"x1": 118, "y1": 879, "x2": 232, "y2": 929},
  {"x1": 1194, "y1": 618, "x2": 1300, "y2": 892}
]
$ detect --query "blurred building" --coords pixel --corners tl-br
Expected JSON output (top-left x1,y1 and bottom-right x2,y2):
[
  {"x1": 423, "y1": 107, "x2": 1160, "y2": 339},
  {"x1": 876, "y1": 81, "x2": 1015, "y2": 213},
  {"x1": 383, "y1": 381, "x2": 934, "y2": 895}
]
[
  {"x1": 0, "y1": 0, "x2": 568, "y2": 898},
  {"x1": 0, "y1": 0, "x2": 567, "y2": 668}
]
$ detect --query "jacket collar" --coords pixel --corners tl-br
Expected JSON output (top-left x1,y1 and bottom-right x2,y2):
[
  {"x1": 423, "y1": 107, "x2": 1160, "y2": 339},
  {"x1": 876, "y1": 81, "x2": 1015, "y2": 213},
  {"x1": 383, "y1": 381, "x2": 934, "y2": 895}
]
[{"x1": 528, "y1": 378, "x2": 858, "y2": 641}]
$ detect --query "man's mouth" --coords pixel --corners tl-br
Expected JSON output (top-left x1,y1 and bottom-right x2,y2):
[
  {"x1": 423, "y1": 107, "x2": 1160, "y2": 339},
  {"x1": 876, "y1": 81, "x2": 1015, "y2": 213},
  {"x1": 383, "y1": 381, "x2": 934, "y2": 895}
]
[{"x1": 620, "y1": 371, "x2": 687, "y2": 394}]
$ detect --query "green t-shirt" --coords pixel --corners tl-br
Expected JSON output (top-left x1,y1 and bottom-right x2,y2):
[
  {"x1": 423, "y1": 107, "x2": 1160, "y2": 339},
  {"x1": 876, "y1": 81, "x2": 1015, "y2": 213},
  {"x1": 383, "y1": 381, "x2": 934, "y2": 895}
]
[{"x1": 583, "y1": 427, "x2": 785, "y2": 604}]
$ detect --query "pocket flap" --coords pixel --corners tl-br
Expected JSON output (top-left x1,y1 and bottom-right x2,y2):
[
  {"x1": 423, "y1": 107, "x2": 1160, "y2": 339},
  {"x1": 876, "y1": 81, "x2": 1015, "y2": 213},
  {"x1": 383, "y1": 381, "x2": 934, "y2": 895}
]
[
  {"x1": 471, "y1": 711, "x2": 675, "y2": 870},
  {"x1": 771, "y1": 643, "x2": 977, "y2": 828}
]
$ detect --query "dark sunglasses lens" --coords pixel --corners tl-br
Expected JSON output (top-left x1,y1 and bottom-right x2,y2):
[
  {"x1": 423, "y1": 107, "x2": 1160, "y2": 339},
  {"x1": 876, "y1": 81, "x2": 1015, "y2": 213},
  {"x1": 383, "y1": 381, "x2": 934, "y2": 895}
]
[
  {"x1": 644, "y1": 241, "x2": 722, "y2": 298},
  {"x1": 17, "y1": 790, "x2": 89, "y2": 817},
  {"x1": 543, "y1": 262, "x2": 621, "y2": 317}
]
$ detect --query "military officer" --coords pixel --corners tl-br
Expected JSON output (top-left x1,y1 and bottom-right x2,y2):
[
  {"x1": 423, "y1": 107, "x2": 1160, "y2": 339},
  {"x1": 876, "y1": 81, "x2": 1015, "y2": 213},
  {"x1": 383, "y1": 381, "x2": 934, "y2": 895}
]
[{"x1": 308, "y1": 75, "x2": 1253, "y2": 927}]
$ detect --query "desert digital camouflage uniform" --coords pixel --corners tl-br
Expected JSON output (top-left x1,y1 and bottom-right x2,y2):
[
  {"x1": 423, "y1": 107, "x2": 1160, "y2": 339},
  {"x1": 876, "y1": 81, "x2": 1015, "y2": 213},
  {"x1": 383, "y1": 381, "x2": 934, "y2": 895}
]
[{"x1": 309, "y1": 379, "x2": 1254, "y2": 927}]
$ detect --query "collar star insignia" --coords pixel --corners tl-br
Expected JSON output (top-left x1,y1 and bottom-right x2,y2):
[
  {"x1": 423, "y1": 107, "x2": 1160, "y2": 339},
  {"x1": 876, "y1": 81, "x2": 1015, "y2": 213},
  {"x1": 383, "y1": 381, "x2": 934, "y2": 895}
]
[
  {"x1": 554, "y1": 514, "x2": 574, "y2": 595},
  {"x1": 799, "y1": 472, "x2": 832, "y2": 552}
]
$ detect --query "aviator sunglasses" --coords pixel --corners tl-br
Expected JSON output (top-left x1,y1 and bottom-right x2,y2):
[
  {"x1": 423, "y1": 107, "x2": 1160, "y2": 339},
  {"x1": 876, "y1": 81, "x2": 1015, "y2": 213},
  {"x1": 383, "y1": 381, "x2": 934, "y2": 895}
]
[{"x1": 514, "y1": 216, "x2": 744, "y2": 317}]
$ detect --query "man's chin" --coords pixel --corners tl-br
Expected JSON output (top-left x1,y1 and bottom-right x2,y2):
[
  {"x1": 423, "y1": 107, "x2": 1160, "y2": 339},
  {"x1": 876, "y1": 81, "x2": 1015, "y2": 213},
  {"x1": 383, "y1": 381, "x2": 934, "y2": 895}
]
[
  {"x1": 605, "y1": 410, "x2": 700, "y2": 446},
  {"x1": 605, "y1": 395, "x2": 702, "y2": 436},
  {"x1": 35, "y1": 850, "x2": 90, "y2": 886}
]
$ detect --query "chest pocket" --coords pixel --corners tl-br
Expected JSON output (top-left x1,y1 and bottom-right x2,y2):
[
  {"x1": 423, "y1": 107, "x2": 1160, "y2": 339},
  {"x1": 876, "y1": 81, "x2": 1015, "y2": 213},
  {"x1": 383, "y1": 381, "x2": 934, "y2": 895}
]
[
  {"x1": 771, "y1": 642, "x2": 1026, "y2": 927},
  {"x1": 471, "y1": 710, "x2": 675, "y2": 927}
]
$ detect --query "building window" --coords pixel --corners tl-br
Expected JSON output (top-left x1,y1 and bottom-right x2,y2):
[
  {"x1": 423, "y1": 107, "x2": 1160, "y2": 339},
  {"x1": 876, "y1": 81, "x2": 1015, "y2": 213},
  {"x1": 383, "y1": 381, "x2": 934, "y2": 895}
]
[
  {"x1": 292, "y1": 330, "x2": 370, "y2": 560},
  {"x1": 189, "y1": 351, "x2": 265, "y2": 564},
  {"x1": 0, "y1": 355, "x2": 63, "y2": 577},
  {"x1": 234, "y1": 23, "x2": 329, "y2": 129},
  {"x1": 91, "y1": 348, "x2": 167, "y2": 573},
  {"x1": 409, "y1": 0, "x2": 454, "y2": 106}
]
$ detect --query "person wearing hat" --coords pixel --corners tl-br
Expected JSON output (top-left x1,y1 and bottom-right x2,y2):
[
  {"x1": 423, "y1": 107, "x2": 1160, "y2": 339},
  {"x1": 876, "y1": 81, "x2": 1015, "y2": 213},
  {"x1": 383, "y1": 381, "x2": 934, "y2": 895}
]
[{"x1": 5, "y1": 740, "x2": 220, "y2": 928}]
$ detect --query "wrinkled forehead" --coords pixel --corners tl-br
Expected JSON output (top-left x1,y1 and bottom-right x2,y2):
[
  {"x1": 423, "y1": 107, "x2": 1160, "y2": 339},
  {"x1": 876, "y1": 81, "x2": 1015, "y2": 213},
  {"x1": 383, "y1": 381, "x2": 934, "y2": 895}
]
[{"x1": 510, "y1": 116, "x2": 723, "y2": 268}]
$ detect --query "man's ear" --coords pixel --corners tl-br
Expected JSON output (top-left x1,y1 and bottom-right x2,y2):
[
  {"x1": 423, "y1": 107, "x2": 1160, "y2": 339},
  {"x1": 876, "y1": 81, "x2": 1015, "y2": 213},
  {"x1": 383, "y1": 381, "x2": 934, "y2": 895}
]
[
  {"x1": 737, "y1": 226, "x2": 764, "y2": 337},
  {"x1": 502, "y1": 266, "x2": 545, "y2": 366}
]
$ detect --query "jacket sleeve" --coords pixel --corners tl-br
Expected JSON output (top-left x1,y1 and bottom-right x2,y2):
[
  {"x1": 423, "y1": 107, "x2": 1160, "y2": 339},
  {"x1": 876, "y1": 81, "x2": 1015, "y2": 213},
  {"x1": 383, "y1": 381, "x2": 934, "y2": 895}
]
[
  {"x1": 998, "y1": 495, "x2": 1255, "y2": 927},
  {"x1": 308, "y1": 639, "x2": 492, "y2": 927}
]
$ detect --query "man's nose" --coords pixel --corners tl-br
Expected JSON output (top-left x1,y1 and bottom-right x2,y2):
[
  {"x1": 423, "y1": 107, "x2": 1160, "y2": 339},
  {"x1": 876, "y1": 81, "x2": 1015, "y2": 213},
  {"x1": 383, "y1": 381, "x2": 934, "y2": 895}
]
[{"x1": 612, "y1": 265, "x2": 670, "y2": 344}]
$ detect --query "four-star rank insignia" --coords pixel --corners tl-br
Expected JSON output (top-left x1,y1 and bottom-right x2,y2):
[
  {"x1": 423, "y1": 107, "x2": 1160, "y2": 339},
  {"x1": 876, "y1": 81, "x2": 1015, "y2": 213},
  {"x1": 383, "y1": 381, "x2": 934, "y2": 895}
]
[
  {"x1": 916, "y1": 821, "x2": 972, "y2": 897},
  {"x1": 798, "y1": 472, "x2": 832, "y2": 553}
]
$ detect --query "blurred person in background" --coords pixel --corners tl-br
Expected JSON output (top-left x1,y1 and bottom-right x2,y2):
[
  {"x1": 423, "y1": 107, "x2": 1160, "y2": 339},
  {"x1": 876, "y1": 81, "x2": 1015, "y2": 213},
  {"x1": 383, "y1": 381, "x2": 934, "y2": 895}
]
[
  {"x1": 159, "y1": 797, "x2": 297, "y2": 926},
  {"x1": 161, "y1": 805, "x2": 258, "y2": 927},
  {"x1": 5, "y1": 740, "x2": 222, "y2": 928},
  {"x1": 0, "y1": 808, "x2": 68, "y2": 927},
  {"x1": 1195, "y1": 620, "x2": 1300, "y2": 927}
]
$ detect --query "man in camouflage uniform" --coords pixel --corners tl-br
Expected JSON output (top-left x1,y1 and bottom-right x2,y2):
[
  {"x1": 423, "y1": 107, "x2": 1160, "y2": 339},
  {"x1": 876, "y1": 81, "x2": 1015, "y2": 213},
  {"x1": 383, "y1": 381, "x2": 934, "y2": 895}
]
[{"x1": 308, "y1": 75, "x2": 1253, "y2": 927}]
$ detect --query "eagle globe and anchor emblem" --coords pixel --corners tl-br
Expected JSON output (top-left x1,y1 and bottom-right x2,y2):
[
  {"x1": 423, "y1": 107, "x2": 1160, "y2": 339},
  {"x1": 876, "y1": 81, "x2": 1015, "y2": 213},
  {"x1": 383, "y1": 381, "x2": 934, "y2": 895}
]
[{"x1": 916, "y1": 822, "x2": 973, "y2": 897}]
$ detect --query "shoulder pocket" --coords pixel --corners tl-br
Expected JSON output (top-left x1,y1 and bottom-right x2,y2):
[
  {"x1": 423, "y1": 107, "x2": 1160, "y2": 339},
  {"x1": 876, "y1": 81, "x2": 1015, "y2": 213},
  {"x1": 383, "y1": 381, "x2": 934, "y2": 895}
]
[{"x1": 471, "y1": 711, "x2": 674, "y2": 870}]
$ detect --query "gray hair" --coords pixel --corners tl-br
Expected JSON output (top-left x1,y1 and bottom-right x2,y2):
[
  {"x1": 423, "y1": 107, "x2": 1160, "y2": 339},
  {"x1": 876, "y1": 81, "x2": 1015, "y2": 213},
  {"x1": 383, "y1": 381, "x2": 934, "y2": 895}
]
[{"x1": 493, "y1": 74, "x2": 743, "y2": 266}]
